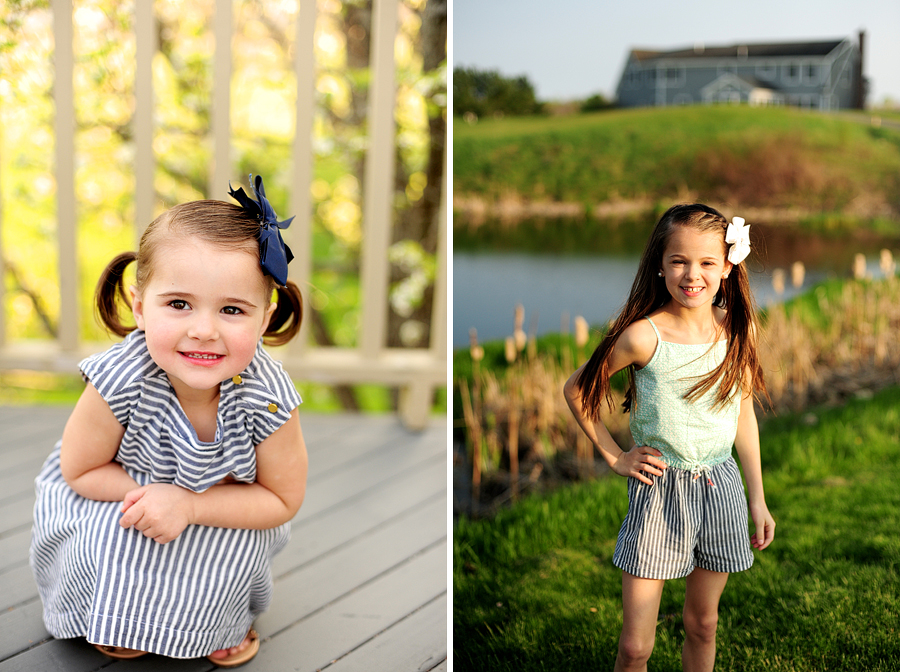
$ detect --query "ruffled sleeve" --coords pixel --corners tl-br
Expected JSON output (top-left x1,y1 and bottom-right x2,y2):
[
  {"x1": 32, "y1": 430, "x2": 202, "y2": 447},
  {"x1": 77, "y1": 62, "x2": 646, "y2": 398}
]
[
  {"x1": 78, "y1": 330, "x2": 160, "y2": 428},
  {"x1": 224, "y1": 343, "x2": 303, "y2": 447}
]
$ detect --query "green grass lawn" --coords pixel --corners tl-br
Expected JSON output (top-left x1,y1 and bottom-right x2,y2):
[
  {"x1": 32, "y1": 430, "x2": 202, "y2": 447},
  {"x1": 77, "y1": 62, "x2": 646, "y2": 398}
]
[{"x1": 454, "y1": 386, "x2": 900, "y2": 671}]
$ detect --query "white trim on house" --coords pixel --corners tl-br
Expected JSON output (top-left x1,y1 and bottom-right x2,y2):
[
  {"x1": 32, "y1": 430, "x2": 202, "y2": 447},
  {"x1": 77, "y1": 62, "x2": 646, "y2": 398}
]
[{"x1": 700, "y1": 73, "x2": 785, "y2": 106}]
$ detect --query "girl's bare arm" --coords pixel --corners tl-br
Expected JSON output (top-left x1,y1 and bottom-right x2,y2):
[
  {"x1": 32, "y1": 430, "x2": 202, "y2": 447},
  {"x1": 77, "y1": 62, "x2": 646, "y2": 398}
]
[
  {"x1": 59, "y1": 383, "x2": 137, "y2": 501},
  {"x1": 563, "y1": 321, "x2": 666, "y2": 484},
  {"x1": 733, "y1": 385, "x2": 775, "y2": 550}
]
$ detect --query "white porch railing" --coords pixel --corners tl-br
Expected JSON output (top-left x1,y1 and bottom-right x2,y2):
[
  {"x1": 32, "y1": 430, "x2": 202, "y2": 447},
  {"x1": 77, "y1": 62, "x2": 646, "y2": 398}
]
[{"x1": 0, "y1": 0, "x2": 447, "y2": 430}]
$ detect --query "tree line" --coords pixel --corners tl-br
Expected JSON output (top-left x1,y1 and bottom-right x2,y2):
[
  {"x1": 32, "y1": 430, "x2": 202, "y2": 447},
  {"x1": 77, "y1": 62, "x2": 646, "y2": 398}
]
[{"x1": 453, "y1": 67, "x2": 613, "y2": 118}]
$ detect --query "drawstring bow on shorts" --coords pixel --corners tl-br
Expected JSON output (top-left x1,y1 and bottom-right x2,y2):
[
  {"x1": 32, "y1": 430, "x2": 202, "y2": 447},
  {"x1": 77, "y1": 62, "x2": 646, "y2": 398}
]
[{"x1": 688, "y1": 463, "x2": 716, "y2": 488}]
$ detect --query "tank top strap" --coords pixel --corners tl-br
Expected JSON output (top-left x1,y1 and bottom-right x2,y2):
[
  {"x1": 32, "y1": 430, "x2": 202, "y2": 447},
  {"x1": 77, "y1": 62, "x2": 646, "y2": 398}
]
[{"x1": 643, "y1": 315, "x2": 661, "y2": 340}]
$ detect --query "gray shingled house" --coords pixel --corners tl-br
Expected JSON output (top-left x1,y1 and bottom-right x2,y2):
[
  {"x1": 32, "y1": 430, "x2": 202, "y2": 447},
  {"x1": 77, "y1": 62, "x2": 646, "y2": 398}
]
[{"x1": 615, "y1": 32, "x2": 866, "y2": 110}]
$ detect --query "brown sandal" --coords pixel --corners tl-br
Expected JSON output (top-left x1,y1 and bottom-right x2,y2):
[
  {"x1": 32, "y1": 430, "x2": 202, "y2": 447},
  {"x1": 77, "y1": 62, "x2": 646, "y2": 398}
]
[
  {"x1": 207, "y1": 629, "x2": 260, "y2": 668},
  {"x1": 93, "y1": 643, "x2": 148, "y2": 659}
]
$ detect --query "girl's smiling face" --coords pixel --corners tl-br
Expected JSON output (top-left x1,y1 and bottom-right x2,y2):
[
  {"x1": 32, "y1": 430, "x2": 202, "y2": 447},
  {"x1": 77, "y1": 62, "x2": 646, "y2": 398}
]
[
  {"x1": 660, "y1": 226, "x2": 733, "y2": 309},
  {"x1": 131, "y1": 238, "x2": 275, "y2": 400}
]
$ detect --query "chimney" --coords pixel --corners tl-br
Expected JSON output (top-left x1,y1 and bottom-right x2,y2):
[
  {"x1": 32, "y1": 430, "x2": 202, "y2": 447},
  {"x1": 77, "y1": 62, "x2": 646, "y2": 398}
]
[{"x1": 855, "y1": 29, "x2": 865, "y2": 109}]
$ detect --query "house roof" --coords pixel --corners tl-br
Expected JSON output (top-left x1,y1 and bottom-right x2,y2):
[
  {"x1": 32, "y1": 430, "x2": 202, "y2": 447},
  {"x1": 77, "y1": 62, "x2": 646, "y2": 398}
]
[{"x1": 629, "y1": 39, "x2": 846, "y2": 62}]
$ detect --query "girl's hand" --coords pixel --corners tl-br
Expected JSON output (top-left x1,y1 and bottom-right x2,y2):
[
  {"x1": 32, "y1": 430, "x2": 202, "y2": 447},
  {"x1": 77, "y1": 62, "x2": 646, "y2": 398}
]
[
  {"x1": 749, "y1": 500, "x2": 775, "y2": 550},
  {"x1": 120, "y1": 483, "x2": 195, "y2": 544},
  {"x1": 612, "y1": 445, "x2": 667, "y2": 485}
]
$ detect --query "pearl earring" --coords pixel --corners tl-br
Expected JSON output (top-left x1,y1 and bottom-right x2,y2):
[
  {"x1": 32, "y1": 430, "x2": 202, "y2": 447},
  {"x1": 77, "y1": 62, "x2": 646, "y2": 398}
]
[{"x1": 658, "y1": 271, "x2": 664, "y2": 277}]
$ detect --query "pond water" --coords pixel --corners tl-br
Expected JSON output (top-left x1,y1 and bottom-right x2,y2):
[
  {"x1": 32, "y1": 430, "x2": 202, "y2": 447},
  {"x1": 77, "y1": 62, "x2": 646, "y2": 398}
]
[{"x1": 453, "y1": 225, "x2": 900, "y2": 347}]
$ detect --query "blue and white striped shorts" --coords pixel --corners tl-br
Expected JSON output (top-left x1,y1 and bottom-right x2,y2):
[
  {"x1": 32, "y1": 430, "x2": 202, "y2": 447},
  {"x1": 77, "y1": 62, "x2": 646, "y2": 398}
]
[{"x1": 613, "y1": 456, "x2": 754, "y2": 579}]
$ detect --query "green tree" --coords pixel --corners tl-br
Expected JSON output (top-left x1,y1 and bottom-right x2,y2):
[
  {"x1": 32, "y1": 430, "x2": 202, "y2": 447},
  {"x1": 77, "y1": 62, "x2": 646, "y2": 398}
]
[
  {"x1": 580, "y1": 92, "x2": 614, "y2": 113},
  {"x1": 453, "y1": 67, "x2": 542, "y2": 118}
]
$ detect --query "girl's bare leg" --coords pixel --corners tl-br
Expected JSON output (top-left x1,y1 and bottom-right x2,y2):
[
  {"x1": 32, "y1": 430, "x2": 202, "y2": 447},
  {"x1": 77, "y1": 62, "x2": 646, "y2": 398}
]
[
  {"x1": 682, "y1": 568, "x2": 729, "y2": 672},
  {"x1": 615, "y1": 572, "x2": 665, "y2": 672}
]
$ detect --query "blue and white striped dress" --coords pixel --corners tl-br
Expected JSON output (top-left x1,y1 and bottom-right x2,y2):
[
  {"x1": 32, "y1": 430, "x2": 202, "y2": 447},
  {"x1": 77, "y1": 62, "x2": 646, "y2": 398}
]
[{"x1": 30, "y1": 329, "x2": 302, "y2": 658}]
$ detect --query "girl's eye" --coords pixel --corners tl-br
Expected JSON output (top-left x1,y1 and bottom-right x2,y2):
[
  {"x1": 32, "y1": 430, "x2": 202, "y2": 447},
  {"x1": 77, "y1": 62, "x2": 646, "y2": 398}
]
[
  {"x1": 168, "y1": 300, "x2": 188, "y2": 310},
  {"x1": 222, "y1": 306, "x2": 244, "y2": 315}
]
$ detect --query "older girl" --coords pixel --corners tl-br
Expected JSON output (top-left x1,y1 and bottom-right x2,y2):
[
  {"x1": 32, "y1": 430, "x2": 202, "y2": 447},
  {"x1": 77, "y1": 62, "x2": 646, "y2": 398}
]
[{"x1": 565, "y1": 203, "x2": 775, "y2": 672}]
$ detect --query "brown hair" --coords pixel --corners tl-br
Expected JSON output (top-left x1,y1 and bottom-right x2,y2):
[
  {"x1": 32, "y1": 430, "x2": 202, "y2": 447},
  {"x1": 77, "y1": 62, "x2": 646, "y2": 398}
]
[
  {"x1": 95, "y1": 200, "x2": 303, "y2": 347},
  {"x1": 576, "y1": 203, "x2": 769, "y2": 421}
]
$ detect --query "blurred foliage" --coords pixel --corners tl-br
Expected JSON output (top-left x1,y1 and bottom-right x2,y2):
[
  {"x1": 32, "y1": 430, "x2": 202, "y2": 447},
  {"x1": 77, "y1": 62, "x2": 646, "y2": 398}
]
[
  {"x1": 453, "y1": 67, "x2": 543, "y2": 118},
  {"x1": 0, "y1": 0, "x2": 446, "y2": 412},
  {"x1": 580, "y1": 92, "x2": 614, "y2": 113}
]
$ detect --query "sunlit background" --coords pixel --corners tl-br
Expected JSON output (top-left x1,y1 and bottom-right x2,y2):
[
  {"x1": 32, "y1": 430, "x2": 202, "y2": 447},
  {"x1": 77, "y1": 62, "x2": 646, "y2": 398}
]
[{"x1": 0, "y1": 0, "x2": 447, "y2": 412}]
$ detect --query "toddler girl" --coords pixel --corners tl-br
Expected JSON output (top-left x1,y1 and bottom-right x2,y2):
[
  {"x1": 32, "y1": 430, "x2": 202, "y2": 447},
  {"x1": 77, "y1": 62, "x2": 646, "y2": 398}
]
[
  {"x1": 30, "y1": 175, "x2": 308, "y2": 667},
  {"x1": 564, "y1": 203, "x2": 775, "y2": 672}
]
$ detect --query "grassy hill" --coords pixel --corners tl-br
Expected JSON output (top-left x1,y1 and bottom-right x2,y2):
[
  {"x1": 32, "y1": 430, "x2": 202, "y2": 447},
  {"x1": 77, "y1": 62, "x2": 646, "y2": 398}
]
[{"x1": 453, "y1": 106, "x2": 900, "y2": 223}]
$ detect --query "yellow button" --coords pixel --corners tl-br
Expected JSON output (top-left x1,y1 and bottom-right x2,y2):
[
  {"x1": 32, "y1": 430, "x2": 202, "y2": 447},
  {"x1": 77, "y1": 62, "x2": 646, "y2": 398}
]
[
  {"x1": 232, "y1": 375, "x2": 243, "y2": 385},
  {"x1": 267, "y1": 403, "x2": 278, "y2": 413}
]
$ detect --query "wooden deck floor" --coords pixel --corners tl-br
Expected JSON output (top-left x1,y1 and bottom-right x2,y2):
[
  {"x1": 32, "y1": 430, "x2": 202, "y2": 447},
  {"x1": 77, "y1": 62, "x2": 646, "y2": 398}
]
[{"x1": 0, "y1": 406, "x2": 447, "y2": 672}]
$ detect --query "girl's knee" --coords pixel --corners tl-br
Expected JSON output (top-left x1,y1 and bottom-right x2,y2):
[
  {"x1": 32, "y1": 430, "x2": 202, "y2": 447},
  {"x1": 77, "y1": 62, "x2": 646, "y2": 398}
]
[
  {"x1": 683, "y1": 609, "x2": 719, "y2": 644},
  {"x1": 618, "y1": 633, "x2": 655, "y2": 668}
]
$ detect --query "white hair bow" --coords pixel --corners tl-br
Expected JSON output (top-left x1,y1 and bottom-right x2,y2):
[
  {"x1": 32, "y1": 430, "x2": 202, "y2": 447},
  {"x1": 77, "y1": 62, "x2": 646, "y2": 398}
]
[{"x1": 725, "y1": 217, "x2": 751, "y2": 265}]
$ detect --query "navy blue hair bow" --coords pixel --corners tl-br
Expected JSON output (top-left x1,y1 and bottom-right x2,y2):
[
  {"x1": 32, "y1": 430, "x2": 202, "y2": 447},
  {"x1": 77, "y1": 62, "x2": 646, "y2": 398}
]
[{"x1": 228, "y1": 174, "x2": 294, "y2": 286}]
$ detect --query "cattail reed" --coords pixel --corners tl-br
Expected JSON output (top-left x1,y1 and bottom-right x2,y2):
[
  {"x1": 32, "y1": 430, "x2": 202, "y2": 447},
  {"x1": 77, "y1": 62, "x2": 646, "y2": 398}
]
[
  {"x1": 791, "y1": 261, "x2": 805, "y2": 288},
  {"x1": 880, "y1": 249, "x2": 895, "y2": 277},
  {"x1": 772, "y1": 268, "x2": 785, "y2": 296}
]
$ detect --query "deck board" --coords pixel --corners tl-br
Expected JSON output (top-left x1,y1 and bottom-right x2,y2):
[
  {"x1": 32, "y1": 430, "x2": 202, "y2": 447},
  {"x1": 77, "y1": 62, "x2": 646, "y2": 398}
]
[{"x1": 0, "y1": 406, "x2": 448, "y2": 671}]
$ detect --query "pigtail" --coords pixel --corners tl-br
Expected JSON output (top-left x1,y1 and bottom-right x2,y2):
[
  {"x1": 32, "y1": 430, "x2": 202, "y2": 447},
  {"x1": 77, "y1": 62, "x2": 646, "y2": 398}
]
[
  {"x1": 263, "y1": 280, "x2": 303, "y2": 347},
  {"x1": 95, "y1": 252, "x2": 138, "y2": 337}
]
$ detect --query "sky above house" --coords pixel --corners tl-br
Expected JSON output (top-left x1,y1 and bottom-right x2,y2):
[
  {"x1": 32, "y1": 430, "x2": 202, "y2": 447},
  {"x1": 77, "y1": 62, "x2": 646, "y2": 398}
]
[{"x1": 452, "y1": 0, "x2": 900, "y2": 106}]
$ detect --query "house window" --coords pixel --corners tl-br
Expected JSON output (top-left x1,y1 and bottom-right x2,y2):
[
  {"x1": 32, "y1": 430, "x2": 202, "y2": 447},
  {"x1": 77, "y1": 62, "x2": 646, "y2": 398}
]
[
  {"x1": 804, "y1": 63, "x2": 820, "y2": 85},
  {"x1": 718, "y1": 63, "x2": 737, "y2": 76},
  {"x1": 644, "y1": 68, "x2": 657, "y2": 85},
  {"x1": 783, "y1": 62, "x2": 800, "y2": 83},
  {"x1": 664, "y1": 67, "x2": 685, "y2": 86},
  {"x1": 756, "y1": 62, "x2": 777, "y2": 80},
  {"x1": 625, "y1": 68, "x2": 641, "y2": 89}
]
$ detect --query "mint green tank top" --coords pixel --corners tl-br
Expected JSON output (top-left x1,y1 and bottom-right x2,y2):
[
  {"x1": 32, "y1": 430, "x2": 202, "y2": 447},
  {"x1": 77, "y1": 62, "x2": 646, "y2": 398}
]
[{"x1": 629, "y1": 316, "x2": 740, "y2": 474}]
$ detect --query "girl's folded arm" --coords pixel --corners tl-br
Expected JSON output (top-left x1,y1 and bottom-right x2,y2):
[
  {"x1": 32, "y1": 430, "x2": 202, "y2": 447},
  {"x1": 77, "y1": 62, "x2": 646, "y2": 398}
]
[
  {"x1": 186, "y1": 408, "x2": 309, "y2": 529},
  {"x1": 59, "y1": 382, "x2": 137, "y2": 501},
  {"x1": 564, "y1": 320, "x2": 658, "y2": 471}
]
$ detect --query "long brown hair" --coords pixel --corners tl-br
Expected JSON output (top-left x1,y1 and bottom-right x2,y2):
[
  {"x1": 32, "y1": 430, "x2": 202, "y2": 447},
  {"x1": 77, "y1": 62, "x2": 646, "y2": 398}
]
[
  {"x1": 95, "y1": 200, "x2": 303, "y2": 347},
  {"x1": 576, "y1": 203, "x2": 768, "y2": 421}
]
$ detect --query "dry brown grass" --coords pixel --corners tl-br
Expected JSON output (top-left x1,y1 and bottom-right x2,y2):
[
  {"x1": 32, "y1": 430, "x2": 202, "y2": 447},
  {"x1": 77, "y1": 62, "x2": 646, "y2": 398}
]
[
  {"x1": 760, "y1": 274, "x2": 900, "y2": 411},
  {"x1": 689, "y1": 135, "x2": 855, "y2": 210}
]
